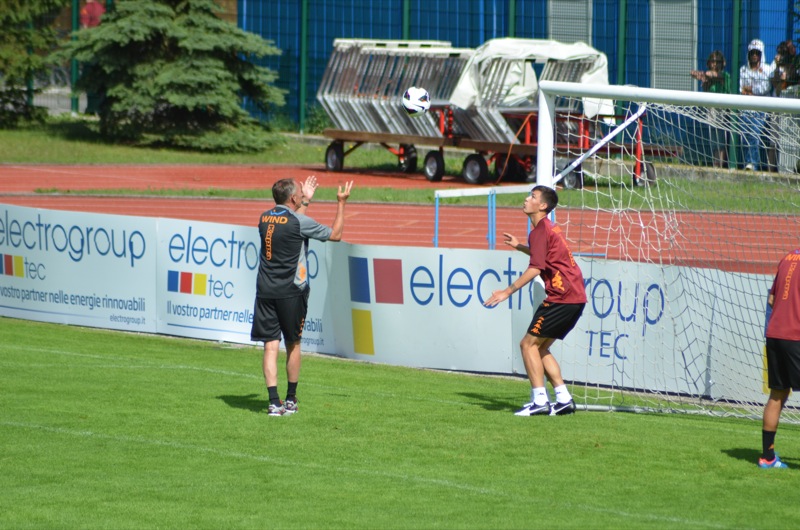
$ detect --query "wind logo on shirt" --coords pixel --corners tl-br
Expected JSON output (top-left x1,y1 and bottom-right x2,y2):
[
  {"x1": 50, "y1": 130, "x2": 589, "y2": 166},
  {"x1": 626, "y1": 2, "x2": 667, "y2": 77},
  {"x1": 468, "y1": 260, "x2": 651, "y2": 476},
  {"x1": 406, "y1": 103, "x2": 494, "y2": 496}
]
[{"x1": 261, "y1": 215, "x2": 288, "y2": 224}]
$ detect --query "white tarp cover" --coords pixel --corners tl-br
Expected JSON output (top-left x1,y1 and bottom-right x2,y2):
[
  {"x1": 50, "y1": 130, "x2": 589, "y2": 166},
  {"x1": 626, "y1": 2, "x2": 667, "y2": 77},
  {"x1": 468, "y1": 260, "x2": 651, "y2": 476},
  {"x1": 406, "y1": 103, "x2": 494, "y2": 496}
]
[{"x1": 450, "y1": 38, "x2": 612, "y2": 117}]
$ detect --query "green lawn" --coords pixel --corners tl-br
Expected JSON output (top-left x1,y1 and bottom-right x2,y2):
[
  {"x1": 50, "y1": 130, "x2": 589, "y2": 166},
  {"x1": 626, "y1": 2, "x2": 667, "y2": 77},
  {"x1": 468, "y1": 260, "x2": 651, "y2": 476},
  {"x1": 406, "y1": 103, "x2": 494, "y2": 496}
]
[
  {"x1": 2, "y1": 118, "x2": 798, "y2": 213},
  {"x1": 1, "y1": 317, "x2": 799, "y2": 529},
  {"x1": 0, "y1": 117, "x2": 459, "y2": 172}
]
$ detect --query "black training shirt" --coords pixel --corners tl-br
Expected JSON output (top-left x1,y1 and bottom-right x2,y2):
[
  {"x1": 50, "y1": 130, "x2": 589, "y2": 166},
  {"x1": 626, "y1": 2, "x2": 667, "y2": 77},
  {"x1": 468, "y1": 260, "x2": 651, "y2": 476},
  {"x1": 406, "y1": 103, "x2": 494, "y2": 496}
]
[{"x1": 254, "y1": 205, "x2": 332, "y2": 299}]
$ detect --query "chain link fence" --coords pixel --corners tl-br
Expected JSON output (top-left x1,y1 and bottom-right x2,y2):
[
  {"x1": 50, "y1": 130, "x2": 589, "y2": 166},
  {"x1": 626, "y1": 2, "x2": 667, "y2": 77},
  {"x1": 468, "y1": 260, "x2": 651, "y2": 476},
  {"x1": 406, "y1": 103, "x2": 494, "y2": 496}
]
[{"x1": 31, "y1": 1, "x2": 800, "y2": 129}]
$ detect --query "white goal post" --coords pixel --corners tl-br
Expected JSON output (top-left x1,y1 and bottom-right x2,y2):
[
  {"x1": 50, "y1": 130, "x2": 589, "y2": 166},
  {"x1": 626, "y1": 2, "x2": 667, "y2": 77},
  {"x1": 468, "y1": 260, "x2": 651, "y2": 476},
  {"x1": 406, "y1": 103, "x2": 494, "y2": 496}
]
[
  {"x1": 432, "y1": 82, "x2": 800, "y2": 420},
  {"x1": 531, "y1": 81, "x2": 800, "y2": 421}
]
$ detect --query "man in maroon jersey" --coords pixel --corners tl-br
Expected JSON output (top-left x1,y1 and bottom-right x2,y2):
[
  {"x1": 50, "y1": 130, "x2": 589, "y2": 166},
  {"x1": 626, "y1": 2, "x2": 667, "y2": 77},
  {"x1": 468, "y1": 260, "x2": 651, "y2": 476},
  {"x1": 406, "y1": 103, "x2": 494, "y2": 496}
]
[
  {"x1": 484, "y1": 185, "x2": 587, "y2": 416},
  {"x1": 759, "y1": 248, "x2": 800, "y2": 468}
]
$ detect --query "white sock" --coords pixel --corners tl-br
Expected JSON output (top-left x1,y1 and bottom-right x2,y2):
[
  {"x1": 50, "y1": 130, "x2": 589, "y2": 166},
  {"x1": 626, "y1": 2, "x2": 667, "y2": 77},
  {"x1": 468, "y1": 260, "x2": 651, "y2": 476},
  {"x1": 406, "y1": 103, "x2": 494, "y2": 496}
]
[
  {"x1": 554, "y1": 384, "x2": 572, "y2": 404},
  {"x1": 532, "y1": 387, "x2": 548, "y2": 406}
]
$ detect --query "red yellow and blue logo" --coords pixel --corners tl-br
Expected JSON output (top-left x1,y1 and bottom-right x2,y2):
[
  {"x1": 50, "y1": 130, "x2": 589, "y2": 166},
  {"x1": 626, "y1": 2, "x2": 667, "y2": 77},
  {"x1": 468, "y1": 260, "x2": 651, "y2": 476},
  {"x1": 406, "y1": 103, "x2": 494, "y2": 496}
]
[
  {"x1": 348, "y1": 257, "x2": 403, "y2": 355},
  {"x1": 167, "y1": 270, "x2": 208, "y2": 295},
  {"x1": 1, "y1": 254, "x2": 25, "y2": 277}
]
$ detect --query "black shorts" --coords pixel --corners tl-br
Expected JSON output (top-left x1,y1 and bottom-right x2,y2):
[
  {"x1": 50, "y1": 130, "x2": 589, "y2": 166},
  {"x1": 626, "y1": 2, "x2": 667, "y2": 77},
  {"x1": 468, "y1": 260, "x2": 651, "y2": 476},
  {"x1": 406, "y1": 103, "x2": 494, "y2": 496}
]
[
  {"x1": 250, "y1": 292, "x2": 309, "y2": 343},
  {"x1": 528, "y1": 302, "x2": 585, "y2": 340},
  {"x1": 766, "y1": 337, "x2": 800, "y2": 391}
]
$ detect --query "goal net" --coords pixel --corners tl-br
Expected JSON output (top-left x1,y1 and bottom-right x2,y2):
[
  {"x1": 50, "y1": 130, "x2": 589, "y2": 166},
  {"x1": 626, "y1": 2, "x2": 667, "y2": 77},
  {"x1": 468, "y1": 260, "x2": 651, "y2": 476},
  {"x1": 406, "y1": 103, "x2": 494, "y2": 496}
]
[{"x1": 535, "y1": 81, "x2": 800, "y2": 422}]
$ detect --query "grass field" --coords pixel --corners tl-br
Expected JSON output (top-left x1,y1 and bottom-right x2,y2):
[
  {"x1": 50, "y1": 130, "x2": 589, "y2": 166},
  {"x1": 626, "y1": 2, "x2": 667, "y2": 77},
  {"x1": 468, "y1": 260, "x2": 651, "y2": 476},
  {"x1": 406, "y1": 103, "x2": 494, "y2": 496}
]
[{"x1": 2, "y1": 317, "x2": 799, "y2": 529}]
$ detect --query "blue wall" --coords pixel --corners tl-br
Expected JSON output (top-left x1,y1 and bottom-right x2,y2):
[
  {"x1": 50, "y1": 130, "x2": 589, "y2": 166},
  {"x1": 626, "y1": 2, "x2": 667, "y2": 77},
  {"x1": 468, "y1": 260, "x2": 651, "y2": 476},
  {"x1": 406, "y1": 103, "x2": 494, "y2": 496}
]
[{"x1": 239, "y1": 0, "x2": 798, "y2": 129}]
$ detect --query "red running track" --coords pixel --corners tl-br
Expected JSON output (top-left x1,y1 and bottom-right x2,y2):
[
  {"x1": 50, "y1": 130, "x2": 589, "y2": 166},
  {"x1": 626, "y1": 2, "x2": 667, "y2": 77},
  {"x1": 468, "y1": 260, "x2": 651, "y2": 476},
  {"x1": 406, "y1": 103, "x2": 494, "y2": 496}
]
[
  {"x1": 0, "y1": 163, "x2": 533, "y2": 250},
  {"x1": 0, "y1": 164, "x2": 481, "y2": 193},
  {"x1": 1, "y1": 164, "x2": 796, "y2": 273}
]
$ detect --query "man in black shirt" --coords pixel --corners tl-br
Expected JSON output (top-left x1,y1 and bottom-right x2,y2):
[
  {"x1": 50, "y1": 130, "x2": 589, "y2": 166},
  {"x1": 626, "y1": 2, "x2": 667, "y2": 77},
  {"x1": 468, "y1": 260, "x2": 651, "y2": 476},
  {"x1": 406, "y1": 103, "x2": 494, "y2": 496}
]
[{"x1": 251, "y1": 176, "x2": 353, "y2": 416}]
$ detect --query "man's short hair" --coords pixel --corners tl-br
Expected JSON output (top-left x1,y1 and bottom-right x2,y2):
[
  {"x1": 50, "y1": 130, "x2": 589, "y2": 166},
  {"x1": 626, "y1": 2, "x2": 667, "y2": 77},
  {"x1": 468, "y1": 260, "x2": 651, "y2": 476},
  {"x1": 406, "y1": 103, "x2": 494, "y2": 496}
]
[
  {"x1": 532, "y1": 185, "x2": 558, "y2": 213},
  {"x1": 272, "y1": 178, "x2": 297, "y2": 205}
]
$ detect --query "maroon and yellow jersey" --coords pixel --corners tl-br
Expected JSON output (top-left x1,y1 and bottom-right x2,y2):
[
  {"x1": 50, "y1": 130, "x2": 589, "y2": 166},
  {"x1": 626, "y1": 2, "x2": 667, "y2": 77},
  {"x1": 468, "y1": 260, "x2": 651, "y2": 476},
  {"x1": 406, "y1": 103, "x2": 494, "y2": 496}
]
[
  {"x1": 528, "y1": 217, "x2": 587, "y2": 304},
  {"x1": 766, "y1": 248, "x2": 800, "y2": 341}
]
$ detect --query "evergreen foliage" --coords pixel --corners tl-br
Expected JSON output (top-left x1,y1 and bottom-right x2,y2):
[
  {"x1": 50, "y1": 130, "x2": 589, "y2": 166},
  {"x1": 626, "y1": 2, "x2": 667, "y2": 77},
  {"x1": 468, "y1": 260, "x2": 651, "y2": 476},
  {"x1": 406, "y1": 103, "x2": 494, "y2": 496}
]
[
  {"x1": 56, "y1": 0, "x2": 285, "y2": 152},
  {"x1": 0, "y1": 0, "x2": 68, "y2": 127}
]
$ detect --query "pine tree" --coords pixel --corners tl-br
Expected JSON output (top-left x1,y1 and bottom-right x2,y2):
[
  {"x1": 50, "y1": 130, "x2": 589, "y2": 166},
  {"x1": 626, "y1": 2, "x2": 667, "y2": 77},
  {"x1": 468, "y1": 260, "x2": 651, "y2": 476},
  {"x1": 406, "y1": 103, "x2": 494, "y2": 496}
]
[
  {"x1": 0, "y1": 0, "x2": 69, "y2": 127},
  {"x1": 57, "y1": 0, "x2": 285, "y2": 152}
]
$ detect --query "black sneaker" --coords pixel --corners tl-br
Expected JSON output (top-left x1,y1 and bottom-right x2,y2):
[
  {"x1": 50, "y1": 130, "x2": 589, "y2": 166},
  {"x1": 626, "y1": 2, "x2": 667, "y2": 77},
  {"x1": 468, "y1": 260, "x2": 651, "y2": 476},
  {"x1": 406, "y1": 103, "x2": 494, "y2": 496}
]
[
  {"x1": 284, "y1": 397, "x2": 298, "y2": 415},
  {"x1": 514, "y1": 402, "x2": 552, "y2": 416},
  {"x1": 550, "y1": 400, "x2": 577, "y2": 416}
]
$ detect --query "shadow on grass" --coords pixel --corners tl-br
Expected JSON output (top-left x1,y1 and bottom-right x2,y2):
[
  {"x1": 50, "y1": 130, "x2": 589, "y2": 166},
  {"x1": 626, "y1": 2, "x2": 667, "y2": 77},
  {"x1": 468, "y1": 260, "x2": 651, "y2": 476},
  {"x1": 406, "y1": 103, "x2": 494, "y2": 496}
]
[
  {"x1": 217, "y1": 393, "x2": 267, "y2": 414},
  {"x1": 44, "y1": 118, "x2": 107, "y2": 144},
  {"x1": 721, "y1": 447, "x2": 759, "y2": 463},
  {"x1": 722, "y1": 447, "x2": 798, "y2": 468},
  {"x1": 457, "y1": 391, "x2": 519, "y2": 412},
  {"x1": 721, "y1": 447, "x2": 777, "y2": 466}
]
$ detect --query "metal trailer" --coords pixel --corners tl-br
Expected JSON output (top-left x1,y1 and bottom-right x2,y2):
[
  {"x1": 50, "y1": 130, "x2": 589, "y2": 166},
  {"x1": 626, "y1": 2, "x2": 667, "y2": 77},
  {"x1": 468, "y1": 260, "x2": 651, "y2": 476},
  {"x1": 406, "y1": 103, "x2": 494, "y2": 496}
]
[
  {"x1": 317, "y1": 38, "x2": 656, "y2": 186},
  {"x1": 317, "y1": 39, "x2": 473, "y2": 179}
]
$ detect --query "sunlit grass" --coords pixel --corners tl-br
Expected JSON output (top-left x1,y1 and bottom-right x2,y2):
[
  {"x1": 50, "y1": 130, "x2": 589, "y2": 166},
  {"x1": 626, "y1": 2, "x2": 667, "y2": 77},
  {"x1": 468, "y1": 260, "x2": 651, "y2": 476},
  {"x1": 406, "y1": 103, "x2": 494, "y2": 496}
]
[{"x1": 2, "y1": 317, "x2": 799, "y2": 528}]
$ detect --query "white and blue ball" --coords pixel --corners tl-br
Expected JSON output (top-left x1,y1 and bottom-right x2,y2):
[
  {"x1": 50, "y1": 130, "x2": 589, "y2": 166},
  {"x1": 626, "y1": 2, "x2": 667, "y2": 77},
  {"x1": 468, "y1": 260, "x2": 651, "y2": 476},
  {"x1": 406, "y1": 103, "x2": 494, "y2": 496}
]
[{"x1": 402, "y1": 87, "x2": 431, "y2": 117}]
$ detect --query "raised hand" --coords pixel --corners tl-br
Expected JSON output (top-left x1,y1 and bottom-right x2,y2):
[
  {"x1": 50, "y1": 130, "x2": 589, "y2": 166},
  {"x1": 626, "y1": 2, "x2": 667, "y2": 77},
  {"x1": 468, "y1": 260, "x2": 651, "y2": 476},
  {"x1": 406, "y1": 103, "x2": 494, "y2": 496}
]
[
  {"x1": 301, "y1": 175, "x2": 319, "y2": 202},
  {"x1": 503, "y1": 232, "x2": 520, "y2": 249},
  {"x1": 337, "y1": 181, "x2": 354, "y2": 202}
]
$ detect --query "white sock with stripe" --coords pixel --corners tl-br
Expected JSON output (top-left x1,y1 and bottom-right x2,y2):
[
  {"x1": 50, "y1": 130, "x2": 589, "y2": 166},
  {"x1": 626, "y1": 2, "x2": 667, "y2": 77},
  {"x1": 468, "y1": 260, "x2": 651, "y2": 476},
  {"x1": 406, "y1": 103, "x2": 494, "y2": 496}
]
[
  {"x1": 554, "y1": 384, "x2": 572, "y2": 404},
  {"x1": 531, "y1": 387, "x2": 548, "y2": 406}
]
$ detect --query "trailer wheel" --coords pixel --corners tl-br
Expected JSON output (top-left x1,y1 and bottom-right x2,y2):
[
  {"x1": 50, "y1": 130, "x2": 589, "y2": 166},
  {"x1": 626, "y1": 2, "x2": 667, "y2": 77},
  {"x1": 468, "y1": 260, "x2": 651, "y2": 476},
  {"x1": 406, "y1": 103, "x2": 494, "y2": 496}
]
[
  {"x1": 462, "y1": 154, "x2": 489, "y2": 184},
  {"x1": 633, "y1": 161, "x2": 657, "y2": 187},
  {"x1": 423, "y1": 151, "x2": 445, "y2": 181},
  {"x1": 495, "y1": 154, "x2": 524, "y2": 182},
  {"x1": 325, "y1": 141, "x2": 344, "y2": 172},
  {"x1": 561, "y1": 165, "x2": 584, "y2": 189},
  {"x1": 522, "y1": 157, "x2": 537, "y2": 183},
  {"x1": 399, "y1": 144, "x2": 418, "y2": 173}
]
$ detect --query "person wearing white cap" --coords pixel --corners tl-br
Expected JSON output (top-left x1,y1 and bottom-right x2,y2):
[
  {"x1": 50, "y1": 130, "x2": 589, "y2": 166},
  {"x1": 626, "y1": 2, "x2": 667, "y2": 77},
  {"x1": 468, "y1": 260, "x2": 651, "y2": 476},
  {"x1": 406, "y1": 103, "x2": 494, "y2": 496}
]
[{"x1": 739, "y1": 39, "x2": 774, "y2": 170}]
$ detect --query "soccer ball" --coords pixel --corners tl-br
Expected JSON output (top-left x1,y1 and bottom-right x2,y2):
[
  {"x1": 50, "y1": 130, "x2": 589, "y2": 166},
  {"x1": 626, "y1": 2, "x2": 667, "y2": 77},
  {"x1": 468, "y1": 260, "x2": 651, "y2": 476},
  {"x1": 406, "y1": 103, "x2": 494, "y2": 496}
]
[{"x1": 402, "y1": 87, "x2": 430, "y2": 117}]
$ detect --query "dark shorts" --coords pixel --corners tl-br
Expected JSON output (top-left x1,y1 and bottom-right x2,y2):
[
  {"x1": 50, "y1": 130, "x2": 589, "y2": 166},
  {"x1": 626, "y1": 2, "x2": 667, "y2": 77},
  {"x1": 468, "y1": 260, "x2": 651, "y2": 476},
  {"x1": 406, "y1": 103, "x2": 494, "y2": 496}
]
[
  {"x1": 250, "y1": 292, "x2": 309, "y2": 343},
  {"x1": 766, "y1": 337, "x2": 800, "y2": 391},
  {"x1": 528, "y1": 302, "x2": 585, "y2": 340}
]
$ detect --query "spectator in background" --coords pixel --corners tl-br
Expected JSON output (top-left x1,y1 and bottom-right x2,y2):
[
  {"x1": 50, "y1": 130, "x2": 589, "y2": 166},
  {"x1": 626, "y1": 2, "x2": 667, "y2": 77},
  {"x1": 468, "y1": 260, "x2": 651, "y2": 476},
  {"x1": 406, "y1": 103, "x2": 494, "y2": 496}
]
[
  {"x1": 80, "y1": 0, "x2": 105, "y2": 29},
  {"x1": 691, "y1": 50, "x2": 732, "y2": 167},
  {"x1": 739, "y1": 39, "x2": 774, "y2": 170},
  {"x1": 766, "y1": 40, "x2": 798, "y2": 171},
  {"x1": 691, "y1": 50, "x2": 732, "y2": 94},
  {"x1": 770, "y1": 40, "x2": 798, "y2": 96}
]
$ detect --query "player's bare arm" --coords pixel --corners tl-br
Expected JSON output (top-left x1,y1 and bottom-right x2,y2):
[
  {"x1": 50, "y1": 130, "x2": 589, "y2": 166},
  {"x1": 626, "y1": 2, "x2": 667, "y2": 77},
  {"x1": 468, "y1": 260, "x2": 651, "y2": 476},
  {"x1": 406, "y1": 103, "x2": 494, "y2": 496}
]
[
  {"x1": 503, "y1": 232, "x2": 530, "y2": 255},
  {"x1": 483, "y1": 267, "x2": 540, "y2": 307},
  {"x1": 329, "y1": 181, "x2": 354, "y2": 242}
]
